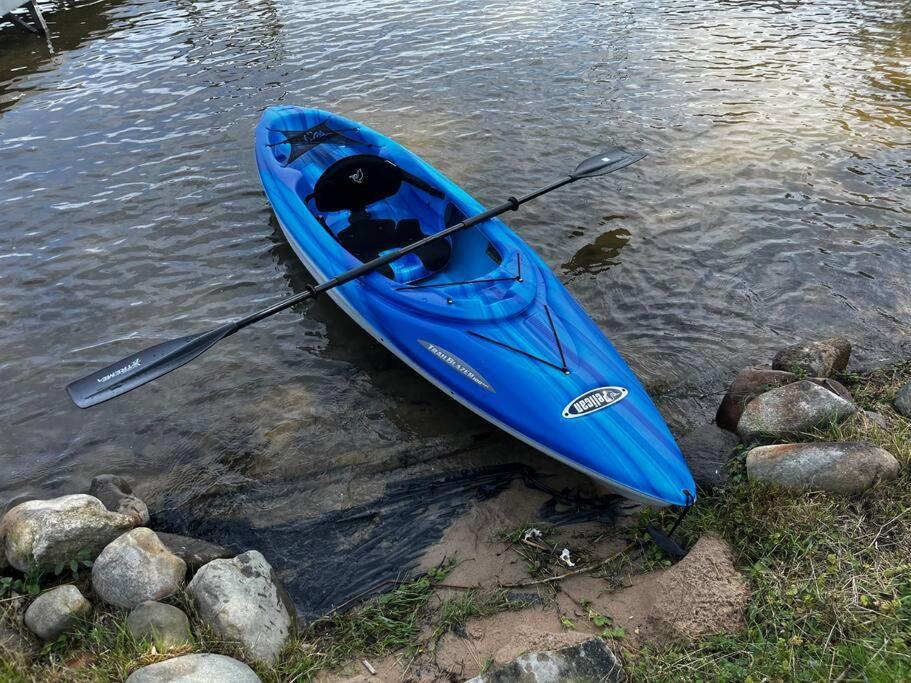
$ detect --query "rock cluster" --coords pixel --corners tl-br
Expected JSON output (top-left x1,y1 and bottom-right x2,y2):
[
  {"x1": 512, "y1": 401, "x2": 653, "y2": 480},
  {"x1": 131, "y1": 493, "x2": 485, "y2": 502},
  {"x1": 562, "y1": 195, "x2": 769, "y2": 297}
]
[
  {"x1": 683, "y1": 337, "x2": 903, "y2": 494},
  {"x1": 0, "y1": 475, "x2": 291, "y2": 679}
]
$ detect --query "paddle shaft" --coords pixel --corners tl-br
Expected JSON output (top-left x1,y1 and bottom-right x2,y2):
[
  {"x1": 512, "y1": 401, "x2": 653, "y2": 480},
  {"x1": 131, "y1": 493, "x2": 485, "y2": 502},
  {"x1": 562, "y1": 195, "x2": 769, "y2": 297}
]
[
  {"x1": 67, "y1": 147, "x2": 645, "y2": 408},
  {"x1": 230, "y1": 174, "x2": 576, "y2": 332}
]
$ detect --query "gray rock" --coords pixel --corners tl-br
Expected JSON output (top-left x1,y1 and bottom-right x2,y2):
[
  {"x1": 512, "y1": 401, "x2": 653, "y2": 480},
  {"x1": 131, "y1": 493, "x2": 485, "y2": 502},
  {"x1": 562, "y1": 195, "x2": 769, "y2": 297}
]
[
  {"x1": 679, "y1": 424, "x2": 741, "y2": 489},
  {"x1": 89, "y1": 475, "x2": 150, "y2": 526},
  {"x1": 895, "y1": 382, "x2": 911, "y2": 418},
  {"x1": 466, "y1": 638, "x2": 623, "y2": 683},
  {"x1": 717, "y1": 368, "x2": 798, "y2": 432},
  {"x1": 772, "y1": 337, "x2": 851, "y2": 378},
  {"x1": 187, "y1": 550, "x2": 293, "y2": 664},
  {"x1": 23, "y1": 585, "x2": 92, "y2": 641},
  {"x1": 126, "y1": 601, "x2": 192, "y2": 650},
  {"x1": 746, "y1": 441, "x2": 900, "y2": 493},
  {"x1": 737, "y1": 380, "x2": 856, "y2": 442},
  {"x1": 92, "y1": 528, "x2": 186, "y2": 609},
  {"x1": 125, "y1": 653, "x2": 261, "y2": 682},
  {"x1": 716, "y1": 367, "x2": 853, "y2": 433},
  {"x1": 155, "y1": 532, "x2": 233, "y2": 572},
  {"x1": 853, "y1": 410, "x2": 888, "y2": 431},
  {"x1": 0, "y1": 494, "x2": 135, "y2": 572}
]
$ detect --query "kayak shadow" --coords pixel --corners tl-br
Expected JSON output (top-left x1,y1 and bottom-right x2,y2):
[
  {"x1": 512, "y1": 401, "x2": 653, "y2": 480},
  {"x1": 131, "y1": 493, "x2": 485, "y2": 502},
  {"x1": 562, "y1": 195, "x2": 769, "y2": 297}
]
[{"x1": 154, "y1": 461, "x2": 624, "y2": 619}]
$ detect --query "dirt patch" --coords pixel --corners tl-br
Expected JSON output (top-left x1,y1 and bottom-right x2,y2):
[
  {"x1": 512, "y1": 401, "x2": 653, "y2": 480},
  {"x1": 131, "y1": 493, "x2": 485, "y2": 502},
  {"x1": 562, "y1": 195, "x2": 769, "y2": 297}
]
[
  {"x1": 434, "y1": 607, "x2": 591, "y2": 680},
  {"x1": 323, "y1": 489, "x2": 748, "y2": 680},
  {"x1": 416, "y1": 480, "x2": 546, "y2": 589},
  {"x1": 417, "y1": 478, "x2": 631, "y2": 591},
  {"x1": 322, "y1": 607, "x2": 590, "y2": 683},
  {"x1": 560, "y1": 534, "x2": 749, "y2": 648}
]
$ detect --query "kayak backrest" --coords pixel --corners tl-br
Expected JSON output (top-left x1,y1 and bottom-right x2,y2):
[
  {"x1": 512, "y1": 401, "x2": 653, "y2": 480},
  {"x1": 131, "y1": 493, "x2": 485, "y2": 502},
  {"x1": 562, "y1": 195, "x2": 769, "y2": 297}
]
[{"x1": 312, "y1": 155, "x2": 403, "y2": 213}]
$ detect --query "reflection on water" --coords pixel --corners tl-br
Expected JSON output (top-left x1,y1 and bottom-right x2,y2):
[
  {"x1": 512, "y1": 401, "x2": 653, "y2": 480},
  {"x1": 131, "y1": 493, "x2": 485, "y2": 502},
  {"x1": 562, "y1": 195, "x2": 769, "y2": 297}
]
[
  {"x1": 1, "y1": 0, "x2": 909, "y2": 610},
  {"x1": 561, "y1": 225, "x2": 632, "y2": 283}
]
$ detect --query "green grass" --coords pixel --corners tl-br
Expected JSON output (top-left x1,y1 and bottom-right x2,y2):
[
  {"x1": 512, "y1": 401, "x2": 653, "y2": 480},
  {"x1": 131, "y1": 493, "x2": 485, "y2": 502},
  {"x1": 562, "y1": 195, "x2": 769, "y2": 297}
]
[
  {"x1": 629, "y1": 361, "x2": 911, "y2": 682},
  {"x1": 1, "y1": 569, "x2": 451, "y2": 682},
  {"x1": 1, "y1": 560, "x2": 536, "y2": 682},
  {"x1": 434, "y1": 588, "x2": 530, "y2": 639}
]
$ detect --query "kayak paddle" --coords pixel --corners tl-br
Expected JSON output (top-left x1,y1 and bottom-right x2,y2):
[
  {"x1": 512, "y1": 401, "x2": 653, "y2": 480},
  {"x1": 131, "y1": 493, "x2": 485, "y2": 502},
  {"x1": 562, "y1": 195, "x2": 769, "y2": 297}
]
[{"x1": 66, "y1": 149, "x2": 645, "y2": 408}]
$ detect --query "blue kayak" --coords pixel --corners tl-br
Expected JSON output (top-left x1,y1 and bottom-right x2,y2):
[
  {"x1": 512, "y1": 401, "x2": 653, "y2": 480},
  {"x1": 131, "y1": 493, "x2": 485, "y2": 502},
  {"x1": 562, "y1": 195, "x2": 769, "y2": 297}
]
[{"x1": 254, "y1": 106, "x2": 695, "y2": 507}]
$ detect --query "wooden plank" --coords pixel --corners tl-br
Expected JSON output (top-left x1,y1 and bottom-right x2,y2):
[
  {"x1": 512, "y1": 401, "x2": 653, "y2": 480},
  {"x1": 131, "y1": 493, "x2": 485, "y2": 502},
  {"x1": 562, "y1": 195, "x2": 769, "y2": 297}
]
[
  {"x1": 24, "y1": 0, "x2": 47, "y2": 34},
  {"x1": 1, "y1": 0, "x2": 47, "y2": 34}
]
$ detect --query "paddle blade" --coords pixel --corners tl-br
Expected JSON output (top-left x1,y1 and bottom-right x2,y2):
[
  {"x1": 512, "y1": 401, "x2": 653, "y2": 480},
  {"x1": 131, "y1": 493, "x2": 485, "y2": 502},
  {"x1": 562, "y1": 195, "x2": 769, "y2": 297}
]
[
  {"x1": 66, "y1": 323, "x2": 237, "y2": 408},
  {"x1": 572, "y1": 148, "x2": 646, "y2": 179}
]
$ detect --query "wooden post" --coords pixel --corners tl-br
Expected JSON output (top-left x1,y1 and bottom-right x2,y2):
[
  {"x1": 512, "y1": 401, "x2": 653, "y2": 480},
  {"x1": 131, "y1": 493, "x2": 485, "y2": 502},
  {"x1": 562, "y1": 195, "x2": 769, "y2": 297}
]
[
  {"x1": 25, "y1": 0, "x2": 47, "y2": 34},
  {"x1": 1, "y1": 0, "x2": 47, "y2": 34}
]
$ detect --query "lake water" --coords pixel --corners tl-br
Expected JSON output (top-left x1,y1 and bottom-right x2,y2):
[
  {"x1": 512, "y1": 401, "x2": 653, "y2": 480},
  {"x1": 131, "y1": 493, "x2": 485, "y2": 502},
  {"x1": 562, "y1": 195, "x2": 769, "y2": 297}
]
[{"x1": 1, "y1": 0, "x2": 909, "y2": 614}]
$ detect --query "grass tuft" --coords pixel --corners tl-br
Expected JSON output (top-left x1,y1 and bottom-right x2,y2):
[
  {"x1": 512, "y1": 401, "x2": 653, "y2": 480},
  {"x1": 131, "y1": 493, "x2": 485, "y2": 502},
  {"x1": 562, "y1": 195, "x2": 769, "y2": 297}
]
[{"x1": 630, "y1": 362, "x2": 911, "y2": 681}]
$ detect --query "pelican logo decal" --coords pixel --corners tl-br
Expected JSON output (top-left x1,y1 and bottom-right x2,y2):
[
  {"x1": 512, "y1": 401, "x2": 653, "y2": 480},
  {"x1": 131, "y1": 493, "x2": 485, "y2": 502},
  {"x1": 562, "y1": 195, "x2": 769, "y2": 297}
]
[
  {"x1": 418, "y1": 340, "x2": 494, "y2": 392},
  {"x1": 562, "y1": 386, "x2": 628, "y2": 419},
  {"x1": 349, "y1": 168, "x2": 365, "y2": 184}
]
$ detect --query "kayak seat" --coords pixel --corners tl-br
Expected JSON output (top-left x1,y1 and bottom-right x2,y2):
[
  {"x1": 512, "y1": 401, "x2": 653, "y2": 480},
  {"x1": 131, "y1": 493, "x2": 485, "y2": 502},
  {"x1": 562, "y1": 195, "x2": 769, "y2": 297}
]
[
  {"x1": 311, "y1": 154, "x2": 445, "y2": 213},
  {"x1": 337, "y1": 216, "x2": 451, "y2": 283},
  {"x1": 310, "y1": 153, "x2": 451, "y2": 283}
]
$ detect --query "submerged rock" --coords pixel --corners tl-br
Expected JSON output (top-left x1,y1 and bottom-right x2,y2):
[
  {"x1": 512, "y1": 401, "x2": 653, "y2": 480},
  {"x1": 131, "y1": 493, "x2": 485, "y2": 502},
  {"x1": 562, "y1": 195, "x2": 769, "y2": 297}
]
[
  {"x1": 466, "y1": 638, "x2": 623, "y2": 683},
  {"x1": 0, "y1": 495, "x2": 135, "y2": 572},
  {"x1": 737, "y1": 380, "x2": 856, "y2": 442},
  {"x1": 126, "y1": 601, "x2": 192, "y2": 650},
  {"x1": 678, "y1": 424, "x2": 741, "y2": 489},
  {"x1": 772, "y1": 337, "x2": 851, "y2": 378},
  {"x1": 92, "y1": 528, "x2": 186, "y2": 608},
  {"x1": 89, "y1": 475, "x2": 150, "y2": 526},
  {"x1": 187, "y1": 550, "x2": 294, "y2": 664},
  {"x1": 23, "y1": 585, "x2": 92, "y2": 641},
  {"x1": 125, "y1": 653, "x2": 261, "y2": 682},
  {"x1": 716, "y1": 367, "x2": 853, "y2": 433},
  {"x1": 155, "y1": 532, "x2": 233, "y2": 572},
  {"x1": 746, "y1": 441, "x2": 899, "y2": 493},
  {"x1": 895, "y1": 382, "x2": 911, "y2": 418}
]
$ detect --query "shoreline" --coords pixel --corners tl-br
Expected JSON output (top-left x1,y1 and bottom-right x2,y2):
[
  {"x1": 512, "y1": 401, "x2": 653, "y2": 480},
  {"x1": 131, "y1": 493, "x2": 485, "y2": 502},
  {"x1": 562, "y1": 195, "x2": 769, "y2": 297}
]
[{"x1": 1, "y1": 340, "x2": 910, "y2": 681}]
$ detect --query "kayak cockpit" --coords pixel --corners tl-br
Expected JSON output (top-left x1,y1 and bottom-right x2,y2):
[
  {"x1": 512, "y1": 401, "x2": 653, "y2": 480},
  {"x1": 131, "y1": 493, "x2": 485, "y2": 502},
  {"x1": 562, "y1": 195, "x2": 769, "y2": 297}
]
[
  {"x1": 259, "y1": 108, "x2": 535, "y2": 318},
  {"x1": 300, "y1": 152, "x2": 455, "y2": 284}
]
